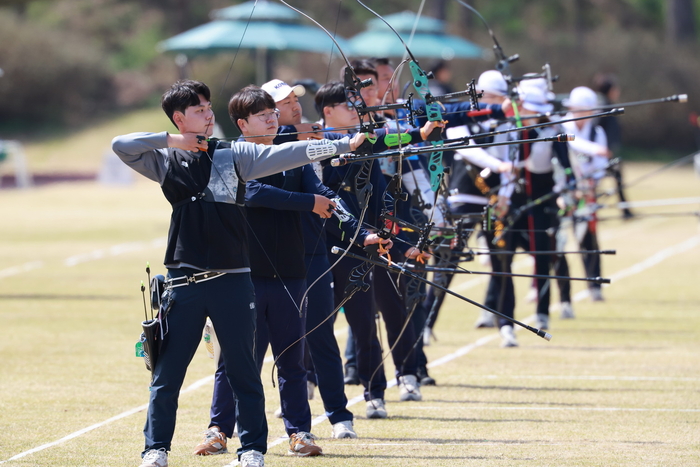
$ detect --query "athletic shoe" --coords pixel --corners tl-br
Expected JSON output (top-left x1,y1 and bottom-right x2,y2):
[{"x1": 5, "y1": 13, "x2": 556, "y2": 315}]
[
  {"x1": 331, "y1": 420, "x2": 358, "y2": 439},
  {"x1": 139, "y1": 448, "x2": 168, "y2": 467},
  {"x1": 417, "y1": 366, "x2": 436, "y2": 386},
  {"x1": 474, "y1": 309, "x2": 496, "y2": 328},
  {"x1": 366, "y1": 398, "x2": 388, "y2": 419},
  {"x1": 590, "y1": 288, "x2": 605, "y2": 302},
  {"x1": 287, "y1": 432, "x2": 323, "y2": 457},
  {"x1": 525, "y1": 286, "x2": 538, "y2": 303},
  {"x1": 193, "y1": 426, "x2": 227, "y2": 456},
  {"x1": 344, "y1": 365, "x2": 360, "y2": 385},
  {"x1": 273, "y1": 407, "x2": 283, "y2": 419},
  {"x1": 560, "y1": 301, "x2": 575, "y2": 319},
  {"x1": 239, "y1": 450, "x2": 264, "y2": 467},
  {"x1": 398, "y1": 374, "x2": 422, "y2": 401},
  {"x1": 307, "y1": 380, "x2": 316, "y2": 400},
  {"x1": 499, "y1": 325, "x2": 518, "y2": 348},
  {"x1": 535, "y1": 313, "x2": 549, "y2": 330}
]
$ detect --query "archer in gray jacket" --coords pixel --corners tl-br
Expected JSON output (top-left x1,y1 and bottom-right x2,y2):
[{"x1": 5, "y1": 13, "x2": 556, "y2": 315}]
[{"x1": 111, "y1": 79, "x2": 365, "y2": 467}]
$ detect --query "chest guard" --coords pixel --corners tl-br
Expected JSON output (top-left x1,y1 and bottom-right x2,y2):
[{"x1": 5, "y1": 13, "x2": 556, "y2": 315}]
[{"x1": 203, "y1": 140, "x2": 246, "y2": 206}]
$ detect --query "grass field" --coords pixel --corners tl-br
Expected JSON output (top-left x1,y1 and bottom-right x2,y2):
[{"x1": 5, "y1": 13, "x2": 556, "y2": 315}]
[{"x1": 1, "y1": 159, "x2": 699, "y2": 467}]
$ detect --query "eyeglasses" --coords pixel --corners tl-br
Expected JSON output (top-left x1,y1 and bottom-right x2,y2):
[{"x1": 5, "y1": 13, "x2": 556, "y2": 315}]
[
  {"x1": 332, "y1": 102, "x2": 356, "y2": 110},
  {"x1": 246, "y1": 109, "x2": 280, "y2": 122}
]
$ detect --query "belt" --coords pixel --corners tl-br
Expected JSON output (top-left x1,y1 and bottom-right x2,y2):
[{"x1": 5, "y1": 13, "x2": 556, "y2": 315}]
[{"x1": 165, "y1": 271, "x2": 226, "y2": 289}]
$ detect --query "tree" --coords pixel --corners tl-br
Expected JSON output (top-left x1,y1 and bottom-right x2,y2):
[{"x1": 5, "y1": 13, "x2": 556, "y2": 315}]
[{"x1": 666, "y1": 0, "x2": 696, "y2": 43}]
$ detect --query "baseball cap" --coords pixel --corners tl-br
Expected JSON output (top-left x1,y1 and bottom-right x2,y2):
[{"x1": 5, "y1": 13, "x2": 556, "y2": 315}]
[
  {"x1": 261, "y1": 79, "x2": 305, "y2": 102},
  {"x1": 476, "y1": 70, "x2": 508, "y2": 96},
  {"x1": 563, "y1": 86, "x2": 598, "y2": 109},
  {"x1": 518, "y1": 85, "x2": 553, "y2": 114}
]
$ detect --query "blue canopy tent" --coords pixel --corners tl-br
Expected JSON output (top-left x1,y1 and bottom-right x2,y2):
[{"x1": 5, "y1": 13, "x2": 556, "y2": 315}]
[
  {"x1": 348, "y1": 11, "x2": 486, "y2": 60},
  {"x1": 157, "y1": 0, "x2": 349, "y2": 83}
]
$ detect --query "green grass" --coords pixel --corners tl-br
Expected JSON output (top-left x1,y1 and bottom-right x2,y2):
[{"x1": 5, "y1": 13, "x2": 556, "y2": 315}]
[
  {"x1": 1, "y1": 158, "x2": 699, "y2": 466},
  {"x1": 17, "y1": 107, "x2": 177, "y2": 173}
]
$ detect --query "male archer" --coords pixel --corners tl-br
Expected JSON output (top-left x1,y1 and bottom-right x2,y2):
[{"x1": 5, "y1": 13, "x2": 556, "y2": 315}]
[{"x1": 112, "y1": 79, "x2": 365, "y2": 467}]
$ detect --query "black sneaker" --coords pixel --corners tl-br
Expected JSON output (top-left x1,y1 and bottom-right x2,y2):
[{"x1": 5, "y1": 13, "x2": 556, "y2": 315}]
[
  {"x1": 344, "y1": 365, "x2": 360, "y2": 385},
  {"x1": 417, "y1": 366, "x2": 436, "y2": 386}
]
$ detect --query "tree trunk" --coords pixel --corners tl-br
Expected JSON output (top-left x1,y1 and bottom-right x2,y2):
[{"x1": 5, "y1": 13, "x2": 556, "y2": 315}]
[
  {"x1": 431, "y1": 0, "x2": 448, "y2": 22},
  {"x1": 666, "y1": 0, "x2": 696, "y2": 43}
]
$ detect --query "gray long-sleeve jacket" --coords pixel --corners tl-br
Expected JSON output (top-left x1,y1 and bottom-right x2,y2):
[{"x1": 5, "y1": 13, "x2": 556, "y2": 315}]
[{"x1": 111, "y1": 131, "x2": 351, "y2": 271}]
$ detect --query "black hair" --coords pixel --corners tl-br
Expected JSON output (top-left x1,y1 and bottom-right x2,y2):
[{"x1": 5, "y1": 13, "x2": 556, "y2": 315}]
[
  {"x1": 314, "y1": 81, "x2": 346, "y2": 116},
  {"x1": 228, "y1": 85, "x2": 276, "y2": 131},
  {"x1": 347, "y1": 59, "x2": 378, "y2": 80},
  {"x1": 431, "y1": 60, "x2": 450, "y2": 74},
  {"x1": 592, "y1": 72, "x2": 619, "y2": 97},
  {"x1": 161, "y1": 80, "x2": 211, "y2": 128},
  {"x1": 369, "y1": 57, "x2": 392, "y2": 67}
]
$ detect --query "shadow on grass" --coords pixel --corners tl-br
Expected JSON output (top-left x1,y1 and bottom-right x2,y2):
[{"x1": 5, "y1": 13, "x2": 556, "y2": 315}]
[
  {"x1": 528, "y1": 343, "x2": 670, "y2": 349},
  {"x1": 268, "y1": 452, "x2": 501, "y2": 460},
  {"x1": 576, "y1": 309, "x2": 700, "y2": 319},
  {"x1": 364, "y1": 436, "x2": 559, "y2": 445},
  {"x1": 380, "y1": 415, "x2": 561, "y2": 423},
  {"x1": 435, "y1": 383, "x2": 654, "y2": 392},
  {"x1": 425, "y1": 399, "x2": 591, "y2": 407},
  {"x1": 0, "y1": 294, "x2": 130, "y2": 300}
]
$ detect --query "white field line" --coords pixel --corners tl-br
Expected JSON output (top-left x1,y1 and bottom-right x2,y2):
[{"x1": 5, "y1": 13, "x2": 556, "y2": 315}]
[
  {"x1": 2, "y1": 234, "x2": 699, "y2": 464},
  {"x1": 64, "y1": 237, "x2": 167, "y2": 267},
  {"x1": 615, "y1": 196, "x2": 700, "y2": 209},
  {"x1": 0, "y1": 261, "x2": 43, "y2": 279},
  {"x1": 572, "y1": 234, "x2": 700, "y2": 301},
  {"x1": 0, "y1": 238, "x2": 166, "y2": 280}
]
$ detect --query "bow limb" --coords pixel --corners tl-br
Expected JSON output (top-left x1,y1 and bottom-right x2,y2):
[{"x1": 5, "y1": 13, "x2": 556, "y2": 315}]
[{"x1": 277, "y1": 0, "x2": 380, "y2": 156}]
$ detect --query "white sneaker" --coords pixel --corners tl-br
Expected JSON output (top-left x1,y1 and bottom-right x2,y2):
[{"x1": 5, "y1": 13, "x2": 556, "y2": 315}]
[
  {"x1": 535, "y1": 313, "x2": 549, "y2": 330},
  {"x1": 366, "y1": 398, "x2": 387, "y2": 419},
  {"x1": 274, "y1": 406, "x2": 283, "y2": 418},
  {"x1": 398, "y1": 374, "x2": 422, "y2": 401},
  {"x1": 307, "y1": 380, "x2": 316, "y2": 400},
  {"x1": 560, "y1": 301, "x2": 575, "y2": 319},
  {"x1": 525, "y1": 286, "x2": 538, "y2": 303},
  {"x1": 474, "y1": 309, "x2": 496, "y2": 328},
  {"x1": 139, "y1": 448, "x2": 168, "y2": 467},
  {"x1": 590, "y1": 288, "x2": 604, "y2": 302},
  {"x1": 239, "y1": 450, "x2": 265, "y2": 467},
  {"x1": 499, "y1": 325, "x2": 518, "y2": 347},
  {"x1": 331, "y1": 420, "x2": 358, "y2": 439}
]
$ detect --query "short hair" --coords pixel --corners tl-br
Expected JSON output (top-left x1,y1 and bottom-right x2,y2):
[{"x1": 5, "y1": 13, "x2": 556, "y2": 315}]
[
  {"x1": 431, "y1": 60, "x2": 449, "y2": 74},
  {"x1": 592, "y1": 72, "x2": 619, "y2": 97},
  {"x1": 347, "y1": 59, "x2": 378, "y2": 80},
  {"x1": 314, "y1": 81, "x2": 346, "y2": 116},
  {"x1": 161, "y1": 80, "x2": 211, "y2": 128},
  {"x1": 369, "y1": 57, "x2": 392, "y2": 68},
  {"x1": 228, "y1": 85, "x2": 276, "y2": 131}
]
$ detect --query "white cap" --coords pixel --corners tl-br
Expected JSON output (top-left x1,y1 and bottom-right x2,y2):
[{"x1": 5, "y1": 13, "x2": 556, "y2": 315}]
[
  {"x1": 518, "y1": 85, "x2": 553, "y2": 114},
  {"x1": 261, "y1": 79, "x2": 305, "y2": 102},
  {"x1": 476, "y1": 70, "x2": 507, "y2": 95},
  {"x1": 563, "y1": 86, "x2": 598, "y2": 109},
  {"x1": 518, "y1": 76, "x2": 556, "y2": 100}
]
